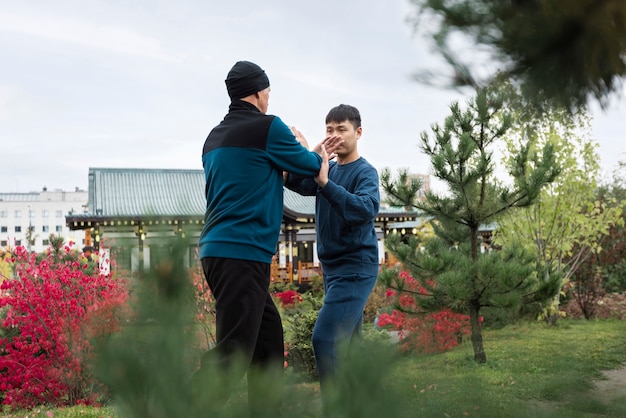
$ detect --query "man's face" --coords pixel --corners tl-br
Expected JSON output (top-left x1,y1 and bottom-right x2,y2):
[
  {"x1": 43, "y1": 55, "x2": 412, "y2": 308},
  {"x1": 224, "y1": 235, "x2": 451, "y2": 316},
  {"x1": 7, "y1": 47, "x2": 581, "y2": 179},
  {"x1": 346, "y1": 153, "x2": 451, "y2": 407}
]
[
  {"x1": 325, "y1": 120, "x2": 361, "y2": 160},
  {"x1": 257, "y1": 87, "x2": 271, "y2": 114}
]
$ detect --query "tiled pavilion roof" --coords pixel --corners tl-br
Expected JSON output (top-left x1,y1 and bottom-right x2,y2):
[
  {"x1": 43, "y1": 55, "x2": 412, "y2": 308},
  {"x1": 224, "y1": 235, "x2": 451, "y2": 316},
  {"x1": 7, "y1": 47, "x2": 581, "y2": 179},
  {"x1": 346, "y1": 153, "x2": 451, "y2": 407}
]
[{"x1": 67, "y1": 167, "x2": 416, "y2": 229}]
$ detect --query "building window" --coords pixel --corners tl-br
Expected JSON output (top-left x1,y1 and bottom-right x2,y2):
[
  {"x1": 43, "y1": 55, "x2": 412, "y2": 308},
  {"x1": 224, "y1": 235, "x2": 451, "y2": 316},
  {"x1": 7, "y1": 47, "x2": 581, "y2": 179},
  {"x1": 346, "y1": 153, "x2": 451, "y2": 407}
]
[
  {"x1": 14, "y1": 210, "x2": 21, "y2": 218},
  {"x1": 0, "y1": 226, "x2": 6, "y2": 233},
  {"x1": 15, "y1": 240, "x2": 21, "y2": 246},
  {"x1": 42, "y1": 210, "x2": 49, "y2": 218},
  {"x1": 42, "y1": 225, "x2": 49, "y2": 232},
  {"x1": 55, "y1": 225, "x2": 63, "y2": 232},
  {"x1": 15, "y1": 226, "x2": 21, "y2": 233},
  {"x1": 0, "y1": 211, "x2": 7, "y2": 218},
  {"x1": 42, "y1": 239, "x2": 49, "y2": 246},
  {"x1": 28, "y1": 225, "x2": 35, "y2": 233},
  {"x1": 0, "y1": 240, "x2": 6, "y2": 247},
  {"x1": 56, "y1": 210, "x2": 63, "y2": 218},
  {"x1": 28, "y1": 210, "x2": 35, "y2": 219}
]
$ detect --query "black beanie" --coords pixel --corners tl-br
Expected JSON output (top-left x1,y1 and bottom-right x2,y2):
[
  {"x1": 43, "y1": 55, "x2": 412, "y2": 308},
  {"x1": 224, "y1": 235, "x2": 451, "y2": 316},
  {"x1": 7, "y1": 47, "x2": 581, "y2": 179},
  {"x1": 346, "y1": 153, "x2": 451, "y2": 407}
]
[{"x1": 225, "y1": 61, "x2": 270, "y2": 100}]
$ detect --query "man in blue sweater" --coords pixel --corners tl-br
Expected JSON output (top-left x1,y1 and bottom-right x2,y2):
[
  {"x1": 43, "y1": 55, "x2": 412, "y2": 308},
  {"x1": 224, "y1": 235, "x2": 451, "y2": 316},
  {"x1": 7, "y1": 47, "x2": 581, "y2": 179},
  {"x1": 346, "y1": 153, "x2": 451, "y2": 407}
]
[
  {"x1": 285, "y1": 104, "x2": 380, "y2": 414},
  {"x1": 197, "y1": 60, "x2": 340, "y2": 415}
]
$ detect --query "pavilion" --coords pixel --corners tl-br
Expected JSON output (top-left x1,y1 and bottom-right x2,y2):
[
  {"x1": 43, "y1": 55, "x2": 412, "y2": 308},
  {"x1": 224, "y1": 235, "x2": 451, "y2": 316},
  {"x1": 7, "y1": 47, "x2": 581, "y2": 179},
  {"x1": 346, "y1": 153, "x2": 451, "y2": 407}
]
[{"x1": 66, "y1": 167, "x2": 419, "y2": 283}]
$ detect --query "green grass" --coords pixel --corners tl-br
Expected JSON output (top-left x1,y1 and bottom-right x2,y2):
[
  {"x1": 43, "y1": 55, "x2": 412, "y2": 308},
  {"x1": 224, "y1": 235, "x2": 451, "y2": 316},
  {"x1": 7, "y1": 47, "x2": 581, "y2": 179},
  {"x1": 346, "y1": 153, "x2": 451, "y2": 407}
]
[
  {"x1": 0, "y1": 405, "x2": 117, "y2": 417},
  {"x1": 387, "y1": 319, "x2": 626, "y2": 417},
  {"x1": 3, "y1": 319, "x2": 626, "y2": 417}
]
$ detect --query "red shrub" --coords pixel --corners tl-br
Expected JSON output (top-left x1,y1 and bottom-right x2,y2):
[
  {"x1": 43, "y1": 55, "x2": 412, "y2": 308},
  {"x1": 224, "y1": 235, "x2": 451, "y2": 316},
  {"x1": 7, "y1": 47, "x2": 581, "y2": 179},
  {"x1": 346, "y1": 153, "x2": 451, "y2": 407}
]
[
  {"x1": 0, "y1": 243, "x2": 128, "y2": 409},
  {"x1": 377, "y1": 309, "x2": 471, "y2": 354},
  {"x1": 378, "y1": 271, "x2": 472, "y2": 354},
  {"x1": 273, "y1": 289, "x2": 303, "y2": 308}
]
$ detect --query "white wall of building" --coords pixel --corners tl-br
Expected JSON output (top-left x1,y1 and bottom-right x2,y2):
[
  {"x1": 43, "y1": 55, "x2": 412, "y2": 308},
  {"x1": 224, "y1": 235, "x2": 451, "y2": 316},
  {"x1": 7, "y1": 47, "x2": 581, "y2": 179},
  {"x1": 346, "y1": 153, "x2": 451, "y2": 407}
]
[{"x1": 0, "y1": 188, "x2": 88, "y2": 253}]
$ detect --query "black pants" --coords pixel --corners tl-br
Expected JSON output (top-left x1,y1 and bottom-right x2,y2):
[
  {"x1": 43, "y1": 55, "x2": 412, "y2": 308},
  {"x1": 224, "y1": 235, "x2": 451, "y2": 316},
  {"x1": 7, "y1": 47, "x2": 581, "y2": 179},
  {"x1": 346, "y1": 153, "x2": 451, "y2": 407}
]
[{"x1": 199, "y1": 257, "x2": 284, "y2": 415}]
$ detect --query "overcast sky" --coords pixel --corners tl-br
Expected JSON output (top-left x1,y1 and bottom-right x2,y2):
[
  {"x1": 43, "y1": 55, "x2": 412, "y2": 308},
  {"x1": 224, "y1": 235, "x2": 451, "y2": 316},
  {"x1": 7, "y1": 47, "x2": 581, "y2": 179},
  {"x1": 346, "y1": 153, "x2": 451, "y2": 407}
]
[{"x1": 1, "y1": 0, "x2": 625, "y2": 194}]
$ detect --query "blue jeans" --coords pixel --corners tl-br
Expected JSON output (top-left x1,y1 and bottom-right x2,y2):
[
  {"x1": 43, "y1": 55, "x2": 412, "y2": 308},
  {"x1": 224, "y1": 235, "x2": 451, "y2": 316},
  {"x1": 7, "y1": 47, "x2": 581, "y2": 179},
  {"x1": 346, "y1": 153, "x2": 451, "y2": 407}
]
[{"x1": 312, "y1": 272, "x2": 377, "y2": 383}]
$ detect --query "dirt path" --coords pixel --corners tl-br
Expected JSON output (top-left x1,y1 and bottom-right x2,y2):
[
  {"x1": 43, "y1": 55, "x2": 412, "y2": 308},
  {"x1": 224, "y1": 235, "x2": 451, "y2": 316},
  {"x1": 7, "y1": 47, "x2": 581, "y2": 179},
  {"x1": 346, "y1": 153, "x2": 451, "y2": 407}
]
[{"x1": 589, "y1": 364, "x2": 626, "y2": 404}]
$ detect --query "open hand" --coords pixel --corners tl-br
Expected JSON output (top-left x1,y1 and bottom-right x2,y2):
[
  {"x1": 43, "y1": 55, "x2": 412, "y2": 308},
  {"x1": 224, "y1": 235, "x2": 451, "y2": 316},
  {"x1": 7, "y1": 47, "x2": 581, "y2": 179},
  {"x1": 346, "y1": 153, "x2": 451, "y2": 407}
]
[
  {"x1": 290, "y1": 126, "x2": 310, "y2": 149},
  {"x1": 313, "y1": 135, "x2": 343, "y2": 160},
  {"x1": 314, "y1": 144, "x2": 329, "y2": 187}
]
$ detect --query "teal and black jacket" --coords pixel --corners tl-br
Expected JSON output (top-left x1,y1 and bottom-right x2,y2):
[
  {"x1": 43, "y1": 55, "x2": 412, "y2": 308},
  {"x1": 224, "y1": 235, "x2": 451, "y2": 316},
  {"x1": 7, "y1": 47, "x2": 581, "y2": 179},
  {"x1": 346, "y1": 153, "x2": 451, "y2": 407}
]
[{"x1": 199, "y1": 100, "x2": 322, "y2": 264}]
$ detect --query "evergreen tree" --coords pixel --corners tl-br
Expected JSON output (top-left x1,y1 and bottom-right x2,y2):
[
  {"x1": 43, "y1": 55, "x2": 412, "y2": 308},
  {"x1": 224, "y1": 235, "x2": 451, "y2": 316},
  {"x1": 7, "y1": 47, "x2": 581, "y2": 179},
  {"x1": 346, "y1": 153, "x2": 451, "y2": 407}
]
[
  {"x1": 408, "y1": 0, "x2": 626, "y2": 111},
  {"x1": 380, "y1": 87, "x2": 560, "y2": 363}
]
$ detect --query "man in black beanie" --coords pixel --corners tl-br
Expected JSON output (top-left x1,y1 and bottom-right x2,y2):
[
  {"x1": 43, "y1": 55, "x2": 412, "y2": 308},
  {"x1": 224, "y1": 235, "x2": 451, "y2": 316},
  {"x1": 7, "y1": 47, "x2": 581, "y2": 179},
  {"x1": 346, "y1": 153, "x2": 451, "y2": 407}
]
[
  {"x1": 196, "y1": 60, "x2": 341, "y2": 416},
  {"x1": 225, "y1": 60, "x2": 270, "y2": 101}
]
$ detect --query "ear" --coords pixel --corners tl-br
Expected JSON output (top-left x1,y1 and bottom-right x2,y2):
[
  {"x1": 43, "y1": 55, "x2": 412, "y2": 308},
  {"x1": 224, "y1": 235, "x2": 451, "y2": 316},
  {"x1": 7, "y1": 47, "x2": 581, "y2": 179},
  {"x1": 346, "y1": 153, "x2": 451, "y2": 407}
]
[{"x1": 356, "y1": 126, "x2": 363, "y2": 139}]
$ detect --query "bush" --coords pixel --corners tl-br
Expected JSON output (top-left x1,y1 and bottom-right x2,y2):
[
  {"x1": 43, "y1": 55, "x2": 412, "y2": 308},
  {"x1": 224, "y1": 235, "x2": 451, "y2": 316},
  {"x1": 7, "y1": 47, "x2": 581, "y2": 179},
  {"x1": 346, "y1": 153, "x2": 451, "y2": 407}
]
[
  {"x1": 273, "y1": 289, "x2": 303, "y2": 308},
  {"x1": 377, "y1": 308, "x2": 472, "y2": 354},
  {"x1": 561, "y1": 292, "x2": 626, "y2": 319},
  {"x1": 281, "y1": 293, "x2": 322, "y2": 381},
  {"x1": 0, "y1": 241, "x2": 128, "y2": 409},
  {"x1": 363, "y1": 282, "x2": 388, "y2": 323},
  {"x1": 377, "y1": 271, "x2": 473, "y2": 354}
]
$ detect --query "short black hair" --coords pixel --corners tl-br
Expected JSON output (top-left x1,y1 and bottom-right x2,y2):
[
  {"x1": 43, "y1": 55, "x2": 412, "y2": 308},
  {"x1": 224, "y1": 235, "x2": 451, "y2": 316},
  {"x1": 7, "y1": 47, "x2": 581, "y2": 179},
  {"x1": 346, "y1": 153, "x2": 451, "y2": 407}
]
[{"x1": 325, "y1": 104, "x2": 361, "y2": 130}]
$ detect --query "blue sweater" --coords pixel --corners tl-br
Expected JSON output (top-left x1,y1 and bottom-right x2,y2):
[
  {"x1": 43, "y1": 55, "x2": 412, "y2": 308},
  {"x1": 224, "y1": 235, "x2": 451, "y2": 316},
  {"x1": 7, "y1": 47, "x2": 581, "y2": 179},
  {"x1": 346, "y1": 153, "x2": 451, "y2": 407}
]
[
  {"x1": 199, "y1": 100, "x2": 322, "y2": 264},
  {"x1": 286, "y1": 157, "x2": 380, "y2": 276}
]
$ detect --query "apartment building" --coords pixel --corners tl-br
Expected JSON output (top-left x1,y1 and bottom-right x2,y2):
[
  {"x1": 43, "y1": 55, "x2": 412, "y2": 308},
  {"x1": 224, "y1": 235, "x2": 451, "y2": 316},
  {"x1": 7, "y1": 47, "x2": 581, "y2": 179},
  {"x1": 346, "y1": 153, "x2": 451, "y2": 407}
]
[{"x1": 0, "y1": 187, "x2": 88, "y2": 253}]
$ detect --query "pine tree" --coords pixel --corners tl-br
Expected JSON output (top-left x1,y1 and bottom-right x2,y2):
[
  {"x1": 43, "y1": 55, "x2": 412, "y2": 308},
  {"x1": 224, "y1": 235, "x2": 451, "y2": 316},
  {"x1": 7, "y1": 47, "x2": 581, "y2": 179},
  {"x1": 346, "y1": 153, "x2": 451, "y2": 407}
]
[
  {"x1": 380, "y1": 87, "x2": 561, "y2": 363},
  {"x1": 408, "y1": 0, "x2": 626, "y2": 111}
]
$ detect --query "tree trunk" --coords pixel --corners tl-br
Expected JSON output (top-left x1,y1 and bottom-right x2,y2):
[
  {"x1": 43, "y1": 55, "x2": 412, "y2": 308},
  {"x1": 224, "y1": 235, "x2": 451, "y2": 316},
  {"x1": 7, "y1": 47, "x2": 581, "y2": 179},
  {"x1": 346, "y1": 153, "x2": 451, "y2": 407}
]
[
  {"x1": 469, "y1": 300, "x2": 486, "y2": 363},
  {"x1": 469, "y1": 227, "x2": 486, "y2": 363},
  {"x1": 470, "y1": 227, "x2": 479, "y2": 261}
]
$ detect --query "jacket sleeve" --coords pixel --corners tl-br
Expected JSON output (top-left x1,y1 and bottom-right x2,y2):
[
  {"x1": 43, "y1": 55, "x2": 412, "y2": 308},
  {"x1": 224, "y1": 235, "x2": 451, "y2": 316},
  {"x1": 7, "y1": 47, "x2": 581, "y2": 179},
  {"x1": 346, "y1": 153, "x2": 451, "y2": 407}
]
[
  {"x1": 265, "y1": 117, "x2": 322, "y2": 176},
  {"x1": 284, "y1": 173, "x2": 318, "y2": 196},
  {"x1": 320, "y1": 165, "x2": 380, "y2": 225}
]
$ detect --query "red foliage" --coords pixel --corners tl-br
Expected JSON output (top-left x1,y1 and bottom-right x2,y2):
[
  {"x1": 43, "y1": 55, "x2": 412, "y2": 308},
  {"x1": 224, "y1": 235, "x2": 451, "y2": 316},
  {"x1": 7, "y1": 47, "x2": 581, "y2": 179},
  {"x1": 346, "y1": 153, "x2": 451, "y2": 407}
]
[
  {"x1": 378, "y1": 271, "x2": 473, "y2": 354},
  {"x1": 378, "y1": 309, "x2": 471, "y2": 354},
  {"x1": 273, "y1": 289, "x2": 303, "y2": 308},
  {"x1": 0, "y1": 243, "x2": 129, "y2": 409}
]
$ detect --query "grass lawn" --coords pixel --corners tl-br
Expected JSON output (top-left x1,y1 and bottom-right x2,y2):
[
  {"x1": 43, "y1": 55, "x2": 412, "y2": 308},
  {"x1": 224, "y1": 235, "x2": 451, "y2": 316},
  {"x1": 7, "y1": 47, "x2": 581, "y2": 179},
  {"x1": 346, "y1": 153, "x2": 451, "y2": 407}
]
[
  {"x1": 2, "y1": 319, "x2": 626, "y2": 417},
  {"x1": 387, "y1": 319, "x2": 626, "y2": 417}
]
